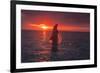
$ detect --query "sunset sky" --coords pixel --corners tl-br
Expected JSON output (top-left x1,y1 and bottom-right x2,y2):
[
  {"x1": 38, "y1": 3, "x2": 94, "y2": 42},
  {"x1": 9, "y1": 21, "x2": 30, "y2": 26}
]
[{"x1": 21, "y1": 10, "x2": 90, "y2": 32}]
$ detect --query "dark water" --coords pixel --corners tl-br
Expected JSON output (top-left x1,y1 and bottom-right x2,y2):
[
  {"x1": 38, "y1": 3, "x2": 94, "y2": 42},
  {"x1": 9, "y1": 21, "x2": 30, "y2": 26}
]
[{"x1": 21, "y1": 30, "x2": 90, "y2": 63}]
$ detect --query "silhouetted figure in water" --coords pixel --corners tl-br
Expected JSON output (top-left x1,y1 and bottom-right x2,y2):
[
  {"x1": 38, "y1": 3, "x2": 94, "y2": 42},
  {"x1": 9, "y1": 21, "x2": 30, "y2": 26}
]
[
  {"x1": 50, "y1": 24, "x2": 59, "y2": 61},
  {"x1": 50, "y1": 24, "x2": 58, "y2": 52}
]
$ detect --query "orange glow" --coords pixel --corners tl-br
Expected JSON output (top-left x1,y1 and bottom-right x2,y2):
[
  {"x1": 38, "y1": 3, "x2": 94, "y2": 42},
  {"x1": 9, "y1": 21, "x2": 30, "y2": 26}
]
[
  {"x1": 30, "y1": 24, "x2": 51, "y2": 31},
  {"x1": 24, "y1": 24, "x2": 89, "y2": 32},
  {"x1": 40, "y1": 24, "x2": 48, "y2": 30}
]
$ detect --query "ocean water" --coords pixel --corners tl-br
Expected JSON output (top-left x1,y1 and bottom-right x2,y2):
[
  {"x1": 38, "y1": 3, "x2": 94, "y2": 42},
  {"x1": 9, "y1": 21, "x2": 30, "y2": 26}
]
[{"x1": 21, "y1": 30, "x2": 90, "y2": 63}]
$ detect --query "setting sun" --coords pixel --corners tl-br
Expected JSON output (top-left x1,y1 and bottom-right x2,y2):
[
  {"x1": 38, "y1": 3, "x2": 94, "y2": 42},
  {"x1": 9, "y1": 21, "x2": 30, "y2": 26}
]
[{"x1": 40, "y1": 24, "x2": 48, "y2": 30}]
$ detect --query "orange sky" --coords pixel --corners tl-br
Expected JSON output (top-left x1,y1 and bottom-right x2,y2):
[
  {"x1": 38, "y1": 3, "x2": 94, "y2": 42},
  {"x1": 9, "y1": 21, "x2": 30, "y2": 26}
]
[
  {"x1": 22, "y1": 24, "x2": 89, "y2": 32},
  {"x1": 21, "y1": 10, "x2": 90, "y2": 32}
]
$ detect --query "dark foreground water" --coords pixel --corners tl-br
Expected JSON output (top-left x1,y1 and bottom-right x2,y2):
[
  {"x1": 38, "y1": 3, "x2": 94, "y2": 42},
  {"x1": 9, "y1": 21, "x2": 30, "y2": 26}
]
[{"x1": 21, "y1": 30, "x2": 90, "y2": 63}]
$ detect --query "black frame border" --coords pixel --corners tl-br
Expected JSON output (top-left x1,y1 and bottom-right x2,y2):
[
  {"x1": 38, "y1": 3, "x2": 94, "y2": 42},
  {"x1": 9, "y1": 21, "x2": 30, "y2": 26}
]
[{"x1": 10, "y1": 0, "x2": 97, "y2": 73}]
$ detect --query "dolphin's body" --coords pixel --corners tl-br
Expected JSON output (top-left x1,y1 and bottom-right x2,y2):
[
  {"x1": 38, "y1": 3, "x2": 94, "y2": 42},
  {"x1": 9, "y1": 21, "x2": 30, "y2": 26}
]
[{"x1": 50, "y1": 24, "x2": 58, "y2": 52}]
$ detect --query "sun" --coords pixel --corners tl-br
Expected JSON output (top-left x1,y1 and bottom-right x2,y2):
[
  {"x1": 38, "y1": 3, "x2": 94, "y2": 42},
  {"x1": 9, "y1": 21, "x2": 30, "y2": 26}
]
[
  {"x1": 40, "y1": 24, "x2": 48, "y2": 30},
  {"x1": 41, "y1": 26, "x2": 48, "y2": 29}
]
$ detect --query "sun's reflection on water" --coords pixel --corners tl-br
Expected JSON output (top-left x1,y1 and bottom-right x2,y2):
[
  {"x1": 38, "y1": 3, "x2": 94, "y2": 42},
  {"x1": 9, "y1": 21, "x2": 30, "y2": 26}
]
[{"x1": 43, "y1": 31, "x2": 46, "y2": 42}]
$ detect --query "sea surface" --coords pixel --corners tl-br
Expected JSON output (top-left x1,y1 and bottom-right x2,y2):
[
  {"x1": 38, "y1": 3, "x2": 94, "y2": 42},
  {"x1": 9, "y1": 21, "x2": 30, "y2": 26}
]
[{"x1": 21, "y1": 30, "x2": 90, "y2": 63}]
